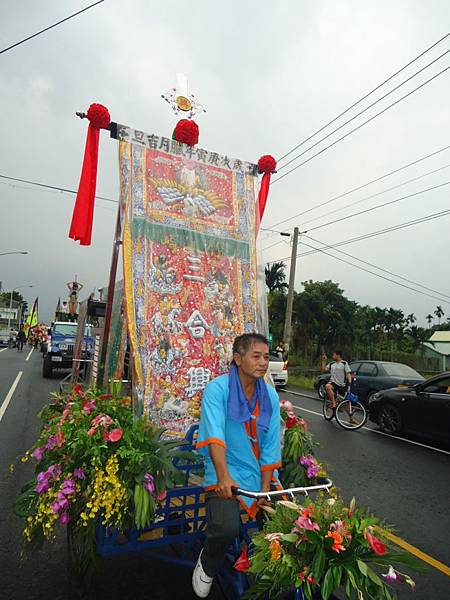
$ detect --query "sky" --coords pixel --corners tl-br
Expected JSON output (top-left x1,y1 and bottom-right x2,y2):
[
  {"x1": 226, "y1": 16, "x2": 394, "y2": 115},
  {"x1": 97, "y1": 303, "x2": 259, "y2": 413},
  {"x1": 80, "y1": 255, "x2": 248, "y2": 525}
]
[{"x1": 0, "y1": 0, "x2": 449, "y2": 325}]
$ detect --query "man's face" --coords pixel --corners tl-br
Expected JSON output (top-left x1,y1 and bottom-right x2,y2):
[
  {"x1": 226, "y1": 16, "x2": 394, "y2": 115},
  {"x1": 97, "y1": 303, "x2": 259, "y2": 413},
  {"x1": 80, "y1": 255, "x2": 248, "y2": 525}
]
[
  {"x1": 332, "y1": 352, "x2": 342, "y2": 362},
  {"x1": 234, "y1": 341, "x2": 270, "y2": 380}
]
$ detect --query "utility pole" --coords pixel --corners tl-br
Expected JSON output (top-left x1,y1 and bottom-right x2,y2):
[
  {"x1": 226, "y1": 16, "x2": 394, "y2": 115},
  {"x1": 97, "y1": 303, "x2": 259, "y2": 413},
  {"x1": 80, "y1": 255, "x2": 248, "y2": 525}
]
[{"x1": 283, "y1": 226, "x2": 299, "y2": 354}]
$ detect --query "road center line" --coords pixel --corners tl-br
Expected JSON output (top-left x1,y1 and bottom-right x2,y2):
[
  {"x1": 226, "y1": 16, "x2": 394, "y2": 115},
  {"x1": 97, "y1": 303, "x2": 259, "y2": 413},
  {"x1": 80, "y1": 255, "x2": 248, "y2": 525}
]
[
  {"x1": 0, "y1": 347, "x2": 7, "y2": 354},
  {"x1": 25, "y1": 347, "x2": 34, "y2": 361},
  {"x1": 0, "y1": 371, "x2": 23, "y2": 424},
  {"x1": 287, "y1": 390, "x2": 450, "y2": 455},
  {"x1": 382, "y1": 530, "x2": 450, "y2": 577}
]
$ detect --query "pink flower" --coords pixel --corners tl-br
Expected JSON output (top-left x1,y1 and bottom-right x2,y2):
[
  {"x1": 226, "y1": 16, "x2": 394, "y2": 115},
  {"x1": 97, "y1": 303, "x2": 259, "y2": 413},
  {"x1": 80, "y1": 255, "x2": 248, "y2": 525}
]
[
  {"x1": 280, "y1": 399, "x2": 294, "y2": 413},
  {"x1": 32, "y1": 447, "x2": 45, "y2": 462},
  {"x1": 45, "y1": 435, "x2": 57, "y2": 451},
  {"x1": 364, "y1": 528, "x2": 386, "y2": 556},
  {"x1": 91, "y1": 414, "x2": 114, "y2": 428},
  {"x1": 73, "y1": 468, "x2": 85, "y2": 480},
  {"x1": 156, "y1": 490, "x2": 167, "y2": 503},
  {"x1": 107, "y1": 428, "x2": 123, "y2": 443},
  {"x1": 87, "y1": 427, "x2": 96, "y2": 436},
  {"x1": 265, "y1": 532, "x2": 283, "y2": 542},
  {"x1": 293, "y1": 515, "x2": 320, "y2": 532},
  {"x1": 144, "y1": 473, "x2": 155, "y2": 494},
  {"x1": 82, "y1": 399, "x2": 96, "y2": 415},
  {"x1": 56, "y1": 429, "x2": 65, "y2": 448},
  {"x1": 59, "y1": 512, "x2": 70, "y2": 524}
]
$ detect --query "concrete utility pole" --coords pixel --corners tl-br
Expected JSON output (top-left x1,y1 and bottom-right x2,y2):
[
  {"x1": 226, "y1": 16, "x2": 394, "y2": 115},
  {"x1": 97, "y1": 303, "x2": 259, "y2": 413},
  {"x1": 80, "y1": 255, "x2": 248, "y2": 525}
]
[{"x1": 283, "y1": 226, "x2": 300, "y2": 354}]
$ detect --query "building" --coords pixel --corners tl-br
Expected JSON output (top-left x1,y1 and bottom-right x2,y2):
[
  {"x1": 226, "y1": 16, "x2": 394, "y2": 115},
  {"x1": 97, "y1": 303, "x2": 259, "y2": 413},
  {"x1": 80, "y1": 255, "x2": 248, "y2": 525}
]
[{"x1": 422, "y1": 331, "x2": 450, "y2": 371}]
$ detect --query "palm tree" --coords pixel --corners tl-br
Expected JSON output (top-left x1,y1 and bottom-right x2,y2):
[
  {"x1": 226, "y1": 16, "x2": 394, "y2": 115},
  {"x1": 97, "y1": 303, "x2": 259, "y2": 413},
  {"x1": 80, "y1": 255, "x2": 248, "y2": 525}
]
[
  {"x1": 265, "y1": 262, "x2": 288, "y2": 293},
  {"x1": 406, "y1": 313, "x2": 416, "y2": 326},
  {"x1": 426, "y1": 313, "x2": 433, "y2": 328},
  {"x1": 434, "y1": 305, "x2": 445, "y2": 325}
]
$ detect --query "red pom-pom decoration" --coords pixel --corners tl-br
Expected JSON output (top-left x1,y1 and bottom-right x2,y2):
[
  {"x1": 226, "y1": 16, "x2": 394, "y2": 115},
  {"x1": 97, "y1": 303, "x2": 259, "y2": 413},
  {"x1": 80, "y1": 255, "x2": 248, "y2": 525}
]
[
  {"x1": 258, "y1": 155, "x2": 277, "y2": 174},
  {"x1": 86, "y1": 103, "x2": 111, "y2": 130},
  {"x1": 173, "y1": 119, "x2": 199, "y2": 146}
]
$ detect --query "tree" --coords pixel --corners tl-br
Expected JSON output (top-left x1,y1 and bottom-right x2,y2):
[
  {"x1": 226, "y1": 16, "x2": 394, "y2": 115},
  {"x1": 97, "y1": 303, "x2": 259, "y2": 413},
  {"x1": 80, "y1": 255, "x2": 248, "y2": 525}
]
[
  {"x1": 406, "y1": 313, "x2": 416, "y2": 326},
  {"x1": 434, "y1": 306, "x2": 445, "y2": 325},
  {"x1": 0, "y1": 291, "x2": 28, "y2": 314},
  {"x1": 406, "y1": 325, "x2": 429, "y2": 352},
  {"x1": 265, "y1": 262, "x2": 288, "y2": 293},
  {"x1": 426, "y1": 314, "x2": 433, "y2": 328}
]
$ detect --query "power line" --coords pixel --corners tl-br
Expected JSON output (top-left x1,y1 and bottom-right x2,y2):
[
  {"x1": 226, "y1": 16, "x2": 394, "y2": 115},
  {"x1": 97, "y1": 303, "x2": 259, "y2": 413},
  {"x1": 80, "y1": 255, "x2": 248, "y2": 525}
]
[
  {"x1": 304, "y1": 234, "x2": 450, "y2": 299},
  {"x1": 0, "y1": 1, "x2": 105, "y2": 55},
  {"x1": 266, "y1": 144, "x2": 450, "y2": 233},
  {"x1": 277, "y1": 48, "x2": 450, "y2": 173},
  {"x1": 300, "y1": 163, "x2": 450, "y2": 228},
  {"x1": 277, "y1": 32, "x2": 450, "y2": 164},
  {"x1": 297, "y1": 239, "x2": 450, "y2": 305},
  {"x1": 302, "y1": 180, "x2": 450, "y2": 233},
  {"x1": 267, "y1": 208, "x2": 450, "y2": 263},
  {"x1": 299, "y1": 209, "x2": 450, "y2": 256},
  {"x1": 272, "y1": 65, "x2": 450, "y2": 185},
  {"x1": 0, "y1": 174, "x2": 116, "y2": 204}
]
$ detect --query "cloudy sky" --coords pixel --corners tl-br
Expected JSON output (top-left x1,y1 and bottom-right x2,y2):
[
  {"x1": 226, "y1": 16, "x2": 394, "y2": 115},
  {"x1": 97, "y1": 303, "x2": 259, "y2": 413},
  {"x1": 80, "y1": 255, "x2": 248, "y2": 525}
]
[{"x1": 0, "y1": 0, "x2": 449, "y2": 324}]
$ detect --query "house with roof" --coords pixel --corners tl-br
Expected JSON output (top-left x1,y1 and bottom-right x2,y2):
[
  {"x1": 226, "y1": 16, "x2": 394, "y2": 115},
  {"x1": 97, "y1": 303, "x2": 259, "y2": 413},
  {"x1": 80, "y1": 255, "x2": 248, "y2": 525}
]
[{"x1": 422, "y1": 331, "x2": 450, "y2": 371}]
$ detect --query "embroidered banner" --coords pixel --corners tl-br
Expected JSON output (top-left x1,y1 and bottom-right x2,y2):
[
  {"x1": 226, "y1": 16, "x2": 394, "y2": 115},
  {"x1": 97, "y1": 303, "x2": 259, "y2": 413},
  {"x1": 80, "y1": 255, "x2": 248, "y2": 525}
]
[{"x1": 120, "y1": 136, "x2": 261, "y2": 436}]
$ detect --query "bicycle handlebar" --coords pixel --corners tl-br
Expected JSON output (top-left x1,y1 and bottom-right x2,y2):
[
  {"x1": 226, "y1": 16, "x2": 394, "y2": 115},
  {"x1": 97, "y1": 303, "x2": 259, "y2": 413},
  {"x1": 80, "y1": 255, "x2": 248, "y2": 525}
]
[{"x1": 231, "y1": 477, "x2": 333, "y2": 500}]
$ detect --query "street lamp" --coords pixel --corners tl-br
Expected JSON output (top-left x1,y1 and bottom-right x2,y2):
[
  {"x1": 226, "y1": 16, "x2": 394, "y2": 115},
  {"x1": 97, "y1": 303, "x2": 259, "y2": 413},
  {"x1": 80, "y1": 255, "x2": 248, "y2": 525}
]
[
  {"x1": 0, "y1": 251, "x2": 29, "y2": 257},
  {"x1": 7, "y1": 285, "x2": 33, "y2": 332}
]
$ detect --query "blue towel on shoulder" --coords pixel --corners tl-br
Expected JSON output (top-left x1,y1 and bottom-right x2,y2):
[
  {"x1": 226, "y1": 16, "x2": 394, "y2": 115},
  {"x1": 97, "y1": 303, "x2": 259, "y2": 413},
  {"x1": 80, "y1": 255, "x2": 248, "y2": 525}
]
[{"x1": 227, "y1": 364, "x2": 272, "y2": 431}]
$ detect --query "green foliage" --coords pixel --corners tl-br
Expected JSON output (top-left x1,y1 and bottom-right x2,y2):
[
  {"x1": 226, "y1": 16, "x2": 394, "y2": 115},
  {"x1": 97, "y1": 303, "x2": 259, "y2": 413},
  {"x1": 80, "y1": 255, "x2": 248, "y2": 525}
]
[
  {"x1": 15, "y1": 386, "x2": 195, "y2": 577},
  {"x1": 243, "y1": 495, "x2": 421, "y2": 600},
  {"x1": 265, "y1": 262, "x2": 288, "y2": 294}
]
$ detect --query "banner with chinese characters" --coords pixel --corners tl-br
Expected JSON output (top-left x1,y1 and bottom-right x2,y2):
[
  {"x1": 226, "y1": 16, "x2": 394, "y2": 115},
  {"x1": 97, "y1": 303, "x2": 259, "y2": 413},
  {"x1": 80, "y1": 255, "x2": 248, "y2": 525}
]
[{"x1": 119, "y1": 128, "x2": 261, "y2": 436}]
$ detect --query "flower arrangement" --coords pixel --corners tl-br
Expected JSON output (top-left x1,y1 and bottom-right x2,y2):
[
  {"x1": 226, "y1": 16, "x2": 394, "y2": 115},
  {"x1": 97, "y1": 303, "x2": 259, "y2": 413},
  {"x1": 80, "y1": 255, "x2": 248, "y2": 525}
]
[
  {"x1": 279, "y1": 400, "x2": 324, "y2": 488},
  {"x1": 15, "y1": 386, "x2": 193, "y2": 574},
  {"x1": 243, "y1": 494, "x2": 420, "y2": 600}
]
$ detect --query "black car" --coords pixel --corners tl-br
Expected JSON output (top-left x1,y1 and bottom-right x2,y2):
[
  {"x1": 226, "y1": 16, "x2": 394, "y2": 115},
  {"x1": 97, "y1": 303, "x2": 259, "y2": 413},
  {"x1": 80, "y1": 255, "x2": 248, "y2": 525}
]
[
  {"x1": 369, "y1": 372, "x2": 450, "y2": 444},
  {"x1": 315, "y1": 361, "x2": 424, "y2": 406}
]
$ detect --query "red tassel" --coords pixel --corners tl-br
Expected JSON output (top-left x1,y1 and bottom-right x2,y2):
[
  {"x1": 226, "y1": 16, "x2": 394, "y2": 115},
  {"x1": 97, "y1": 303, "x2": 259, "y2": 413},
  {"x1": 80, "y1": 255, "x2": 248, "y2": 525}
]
[
  {"x1": 256, "y1": 155, "x2": 276, "y2": 227},
  {"x1": 69, "y1": 103, "x2": 110, "y2": 246}
]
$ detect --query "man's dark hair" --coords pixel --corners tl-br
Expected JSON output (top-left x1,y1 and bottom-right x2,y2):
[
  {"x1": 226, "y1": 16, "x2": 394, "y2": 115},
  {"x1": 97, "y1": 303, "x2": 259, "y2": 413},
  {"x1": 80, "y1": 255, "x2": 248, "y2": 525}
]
[
  {"x1": 333, "y1": 349, "x2": 343, "y2": 357},
  {"x1": 232, "y1": 333, "x2": 269, "y2": 357}
]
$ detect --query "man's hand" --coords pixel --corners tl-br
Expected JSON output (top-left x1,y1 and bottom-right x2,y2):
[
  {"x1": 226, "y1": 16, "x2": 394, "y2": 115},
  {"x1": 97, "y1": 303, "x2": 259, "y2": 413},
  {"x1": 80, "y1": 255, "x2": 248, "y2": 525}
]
[{"x1": 216, "y1": 474, "x2": 238, "y2": 499}]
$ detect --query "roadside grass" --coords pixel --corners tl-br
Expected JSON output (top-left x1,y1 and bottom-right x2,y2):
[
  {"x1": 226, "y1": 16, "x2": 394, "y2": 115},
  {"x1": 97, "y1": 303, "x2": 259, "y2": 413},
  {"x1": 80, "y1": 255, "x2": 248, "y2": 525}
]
[{"x1": 288, "y1": 374, "x2": 316, "y2": 391}]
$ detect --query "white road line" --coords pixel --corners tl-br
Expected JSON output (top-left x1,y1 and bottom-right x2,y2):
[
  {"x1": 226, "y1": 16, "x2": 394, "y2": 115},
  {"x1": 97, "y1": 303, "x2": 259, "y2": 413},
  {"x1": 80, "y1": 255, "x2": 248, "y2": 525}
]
[
  {"x1": 25, "y1": 347, "x2": 34, "y2": 361},
  {"x1": 286, "y1": 389, "x2": 450, "y2": 456},
  {"x1": 0, "y1": 348, "x2": 7, "y2": 353},
  {"x1": 0, "y1": 371, "x2": 23, "y2": 424}
]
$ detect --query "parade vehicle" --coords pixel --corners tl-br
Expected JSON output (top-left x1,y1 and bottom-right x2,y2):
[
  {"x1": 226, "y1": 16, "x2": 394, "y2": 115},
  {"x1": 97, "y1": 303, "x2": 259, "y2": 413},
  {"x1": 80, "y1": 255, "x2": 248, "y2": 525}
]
[
  {"x1": 315, "y1": 360, "x2": 424, "y2": 406},
  {"x1": 42, "y1": 321, "x2": 94, "y2": 378}
]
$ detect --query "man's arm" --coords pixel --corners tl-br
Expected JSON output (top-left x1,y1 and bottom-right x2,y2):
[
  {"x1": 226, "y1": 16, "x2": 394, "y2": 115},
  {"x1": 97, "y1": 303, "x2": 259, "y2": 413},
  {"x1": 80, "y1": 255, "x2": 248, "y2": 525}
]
[
  {"x1": 209, "y1": 443, "x2": 237, "y2": 500},
  {"x1": 321, "y1": 354, "x2": 330, "y2": 372},
  {"x1": 345, "y1": 362, "x2": 352, "y2": 385}
]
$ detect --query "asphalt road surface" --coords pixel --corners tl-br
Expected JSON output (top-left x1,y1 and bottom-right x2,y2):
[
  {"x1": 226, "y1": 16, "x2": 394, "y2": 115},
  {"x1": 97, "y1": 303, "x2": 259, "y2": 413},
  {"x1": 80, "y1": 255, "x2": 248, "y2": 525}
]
[{"x1": 0, "y1": 348, "x2": 449, "y2": 600}]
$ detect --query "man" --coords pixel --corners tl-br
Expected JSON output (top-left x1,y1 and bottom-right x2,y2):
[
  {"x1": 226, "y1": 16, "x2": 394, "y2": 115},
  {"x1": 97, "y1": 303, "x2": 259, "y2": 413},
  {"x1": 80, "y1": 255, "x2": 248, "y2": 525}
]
[
  {"x1": 322, "y1": 350, "x2": 352, "y2": 409},
  {"x1": 192, "y1": 333, "x2": 281, "y2": 598},
  {"x1": 17, "y1": 328, "x2": 26, "y2": 353}
]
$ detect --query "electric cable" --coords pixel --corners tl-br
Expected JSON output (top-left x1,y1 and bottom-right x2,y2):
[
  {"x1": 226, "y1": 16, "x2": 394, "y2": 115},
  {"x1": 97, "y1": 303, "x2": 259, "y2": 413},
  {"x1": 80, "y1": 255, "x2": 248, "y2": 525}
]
[
  {"x1": 277, "y1": 32, "x2": 450, "y2": 164},
  {"x1": 277, "y1": 48, "x2": 450, "y2": 173},
  {"x1": 0, "y1": 1, "x2": 105, "y2": 55},
  {"x1": 272, "y1": 65, "x2": 450, "y2": 185}
]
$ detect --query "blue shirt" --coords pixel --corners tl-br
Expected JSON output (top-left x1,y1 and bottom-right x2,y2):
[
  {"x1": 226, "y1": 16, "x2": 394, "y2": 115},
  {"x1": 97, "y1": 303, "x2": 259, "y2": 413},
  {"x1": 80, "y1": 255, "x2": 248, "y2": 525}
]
[{"x1": 196, "y1": 374, "x2": 281, "y2": 514}]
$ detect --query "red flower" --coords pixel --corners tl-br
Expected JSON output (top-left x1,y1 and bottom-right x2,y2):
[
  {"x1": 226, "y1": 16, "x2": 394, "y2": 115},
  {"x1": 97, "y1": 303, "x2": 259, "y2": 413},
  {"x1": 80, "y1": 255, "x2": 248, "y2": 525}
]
[
  {"x1": 364, "y1": 528, "x2": 386, "y2": 556},
  {"x1": 99, "y1": 394, "x2": 113, "y2": 399},
  {"x1": 234, "y1": 544, "x2": 250, "y2": 572},
  {"x1": 173, "y1": 119, "x2": 199, "y2": 146},
  {"x1": 73, "y1": 384, "x2": 83, "y2": 396},
  {"x1": 285, "y1": 416, "x2": 299, "y2": 429},
  {"x1": 56, "y1": 429, "x2": 65, "y2": 448}
]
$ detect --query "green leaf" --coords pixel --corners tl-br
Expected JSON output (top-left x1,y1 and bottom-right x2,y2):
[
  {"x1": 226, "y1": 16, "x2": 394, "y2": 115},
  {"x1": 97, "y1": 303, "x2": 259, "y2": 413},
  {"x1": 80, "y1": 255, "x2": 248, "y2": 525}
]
[
  {"x1": 281, "y1": 533, "x2": 298, "y2": 543},
  {"x1": 311, "y1": 545, "x2": 326, "y2": 580},
  {"x1": 356, "y1": 559, "x2": 368, "y2": 576},
  {"x1": 321, "y1": 568, "x2": 335, "y2": 600},
  {"x1": 367, "y1": 567, "x2": 383, "y2": 587}
]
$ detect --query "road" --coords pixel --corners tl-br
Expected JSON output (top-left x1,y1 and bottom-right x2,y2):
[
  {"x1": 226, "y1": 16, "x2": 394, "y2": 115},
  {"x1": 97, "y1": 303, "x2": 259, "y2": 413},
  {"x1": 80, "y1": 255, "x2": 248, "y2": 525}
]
[{"x1": 0, "y1": 349, "x2": 449, "y2": 600}]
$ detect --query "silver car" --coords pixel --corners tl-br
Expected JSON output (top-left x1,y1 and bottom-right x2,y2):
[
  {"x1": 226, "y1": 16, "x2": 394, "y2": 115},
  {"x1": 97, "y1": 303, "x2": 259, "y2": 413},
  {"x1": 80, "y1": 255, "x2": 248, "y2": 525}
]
[{"x1": 268, "y1": 352, "x2": 288, "y2": 388}]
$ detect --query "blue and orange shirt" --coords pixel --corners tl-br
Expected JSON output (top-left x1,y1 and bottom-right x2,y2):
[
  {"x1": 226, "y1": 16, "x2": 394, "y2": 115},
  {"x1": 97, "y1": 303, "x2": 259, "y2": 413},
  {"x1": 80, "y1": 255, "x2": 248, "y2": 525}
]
[{"x1": 196, "y1": 374, "x2": 281, "y2": 516}]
